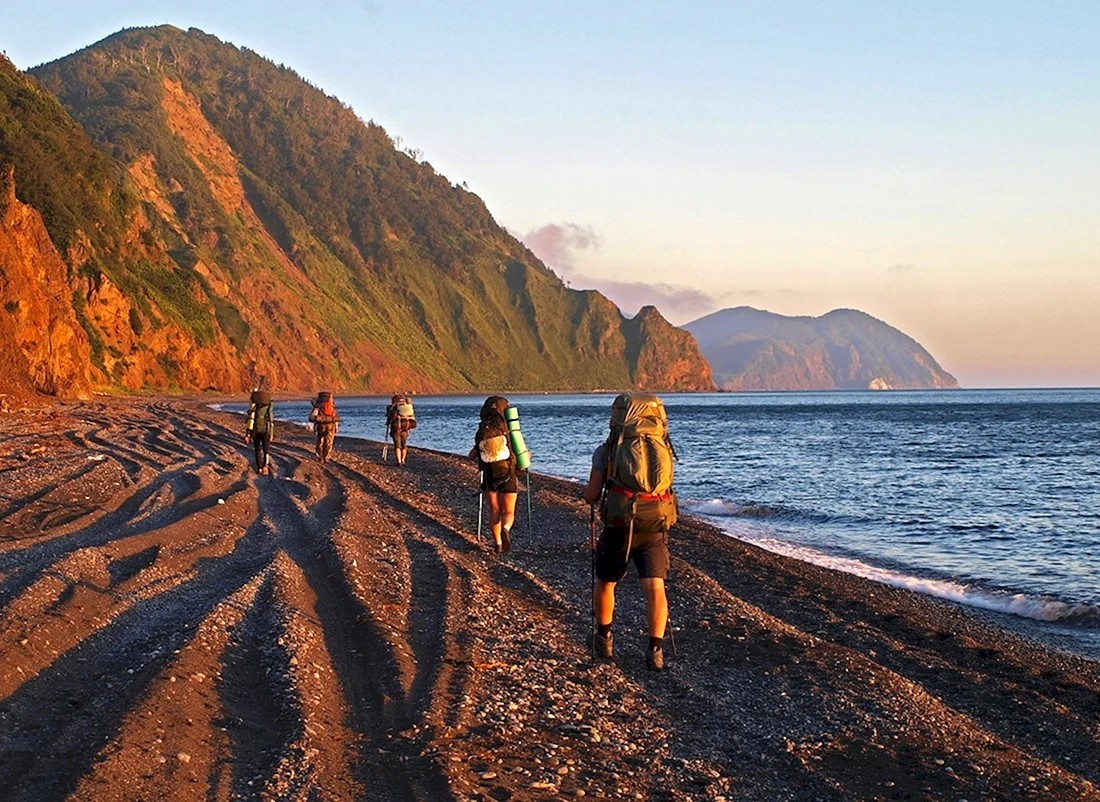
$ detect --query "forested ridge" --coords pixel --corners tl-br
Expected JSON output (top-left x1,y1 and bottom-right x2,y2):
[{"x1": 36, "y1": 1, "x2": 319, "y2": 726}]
[{"x1": 0, "y1": 25, "x2": 714, "y2": 396}]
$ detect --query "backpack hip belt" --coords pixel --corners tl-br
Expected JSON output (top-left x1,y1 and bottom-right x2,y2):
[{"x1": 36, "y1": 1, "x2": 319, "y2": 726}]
[{"x1": 607, "y1": 484, "x2": 674, "y2": 502}]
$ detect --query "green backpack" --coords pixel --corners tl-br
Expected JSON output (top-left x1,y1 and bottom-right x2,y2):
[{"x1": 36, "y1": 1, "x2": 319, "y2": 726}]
[
  {"x1": 601, "y1": 392, "x2": 678, "y2": 534},
  {"x1": 251, "y1": 403, "x2": 273, "y2": 436}
]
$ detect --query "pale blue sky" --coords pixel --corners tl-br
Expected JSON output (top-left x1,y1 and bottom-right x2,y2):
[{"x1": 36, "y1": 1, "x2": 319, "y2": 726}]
[{"x1": 5, "y1": 1, "x2": 1099, "y2": 386}]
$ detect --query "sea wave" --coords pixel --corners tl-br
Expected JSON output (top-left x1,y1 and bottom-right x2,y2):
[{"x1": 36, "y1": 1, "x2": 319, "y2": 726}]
[
  {"x1": 682, "y1": 498, "x2": 856, "y2": 526},
  {"x1": 711, "y1": 529, "x2": 1100, "y2": 627}
]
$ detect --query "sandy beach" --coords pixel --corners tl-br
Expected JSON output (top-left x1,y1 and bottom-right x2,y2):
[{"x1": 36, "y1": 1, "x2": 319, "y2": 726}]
[{"x1": 0, "y1": 398, "x2": 1097, "y2": 801}]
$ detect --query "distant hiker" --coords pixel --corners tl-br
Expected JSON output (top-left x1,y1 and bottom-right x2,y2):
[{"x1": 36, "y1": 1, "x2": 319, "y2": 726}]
[
  {"x1": 384, "y1": 395, "x2": 417, "y2": 465},
  {"x1": 309, "y1": 391, "x2": 340, "y2": 463},
  {"x1": 584, "y1": 392, "x2": 678, "y2": 671},
  {"x1": 245, "y1": 389, "x2": 275, "y2": 475},
  {"x1": 470, "y1": 396, "x2": 518, "y2": 554}
]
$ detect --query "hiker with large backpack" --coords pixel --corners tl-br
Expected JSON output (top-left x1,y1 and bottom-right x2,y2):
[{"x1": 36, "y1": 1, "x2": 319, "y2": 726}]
[
  {"x1": 385, "y1": 394, "x2": 416, "y2": 465},
  {"x1": 469, "y1": 396, "x2": 519, "y2": 554},
  {"x1": 583, "y1": 392, "x2": 678, "y2": 671},
  {"x1": 309, "y1": 391, "x2": 340, "y2": 463},
  {"x1": 245, "y1": 389, "x2": 275, "y2": 475}
]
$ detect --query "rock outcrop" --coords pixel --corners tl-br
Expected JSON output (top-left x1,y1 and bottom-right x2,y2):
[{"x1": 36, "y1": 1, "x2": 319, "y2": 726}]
[{"x1": 0, "y1": 166, "x2": 92, "y2": 399}]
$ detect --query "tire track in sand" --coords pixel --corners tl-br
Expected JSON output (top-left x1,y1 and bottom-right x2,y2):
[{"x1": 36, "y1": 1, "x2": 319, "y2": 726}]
[
  {"x1": 250, "y1": 453, "x2": 455, "y2": 800},
  {"x1": 0, "y1": 518, "x2": 274, "y2": 801}
]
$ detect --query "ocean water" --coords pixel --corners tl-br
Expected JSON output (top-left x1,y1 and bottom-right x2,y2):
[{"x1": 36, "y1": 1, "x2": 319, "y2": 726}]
[{"x1": 222, "y1": 389, "x2": 1100, "y2": 658}]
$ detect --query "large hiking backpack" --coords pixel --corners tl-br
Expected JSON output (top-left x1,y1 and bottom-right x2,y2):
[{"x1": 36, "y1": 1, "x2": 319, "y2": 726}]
[
  {"x1": 601, "y1": 392, "x2": 678, "y2": 534},
  {"x1": 390, "y1": 396, "x2": 416, "y2": 433},
  {"x1": 251, "y1": 402, "x2": 274, "y2": 436},
  {"x1": 311, "y1": 392, "x2": 339, "y2": 425},
  {"x1": 476, "y1": 396, "x2": 512, "y2": 474}
]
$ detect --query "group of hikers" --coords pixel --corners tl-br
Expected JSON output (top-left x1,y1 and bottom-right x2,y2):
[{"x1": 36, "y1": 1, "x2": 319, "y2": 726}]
[
  {"x1": 243, "y1": 391, "x2": 415, "y2": 469},
  {"x1": 243, "y1": 389, "x2": 345, "y2": 473},
  {"x1": 243, "y1": 389, "x2": 677, "y2": 671}
]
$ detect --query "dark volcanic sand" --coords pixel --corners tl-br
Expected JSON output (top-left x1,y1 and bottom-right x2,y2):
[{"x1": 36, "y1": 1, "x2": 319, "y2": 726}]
[{"x1": 0, "y1": 398, "x2": 1097, "y2": 801}]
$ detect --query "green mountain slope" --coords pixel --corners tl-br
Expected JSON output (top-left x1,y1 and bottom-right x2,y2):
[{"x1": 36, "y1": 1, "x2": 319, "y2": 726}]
[
  {"x1": 684, "y1": 307, "x2": 958, "y2": 390},
  {"x1": 18, "y1": 25, "x2": 713, "y2": 394}
]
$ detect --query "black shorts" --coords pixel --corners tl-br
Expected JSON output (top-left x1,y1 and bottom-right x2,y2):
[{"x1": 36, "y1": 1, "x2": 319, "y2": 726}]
[
  {"x1": 595, "y1": 526, "x2": 669, "y2": 581},
  {"x1": 481, "y1": 462, "x2": 518, "y2": 493},
  {"x1": 392, "y1": 430, "x2": 408, "y2": 449}
]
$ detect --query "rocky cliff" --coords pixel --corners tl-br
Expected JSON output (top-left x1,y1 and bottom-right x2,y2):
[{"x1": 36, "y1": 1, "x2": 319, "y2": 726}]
[
  {"x1": 684, "y1": 307, "x2": 958, "y2": 391},
  {"x1": 2, "y1": 28, "x2": 715, "y2": 397},
  {"x1": 0, "y1": 166, "x2": 92, "y2": 399}
]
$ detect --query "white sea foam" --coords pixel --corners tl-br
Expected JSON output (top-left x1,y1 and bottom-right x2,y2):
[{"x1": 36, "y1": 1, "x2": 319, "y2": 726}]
[
  {"x1": 683, "y1": 500, "x2": 1099, "y2": 626},
  {"x1": 688, "y1": 499, "x2": 770, "y2": 517}
]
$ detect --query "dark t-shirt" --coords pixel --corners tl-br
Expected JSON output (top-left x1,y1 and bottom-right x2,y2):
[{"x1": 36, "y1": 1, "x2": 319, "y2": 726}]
[{"x1": 591, "y1": 442, "x2": 609, "y2": 474}]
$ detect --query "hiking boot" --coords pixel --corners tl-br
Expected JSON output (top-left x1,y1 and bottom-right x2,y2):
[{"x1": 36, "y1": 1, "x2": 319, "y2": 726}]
[
  {"x1": 646, "y1": 646, "x2": 664, "y2": 672},
  {"x1": 501, "y1": 530, "x2": 512, "y2": 553},
  {"x1": 586, "y1": 630, "x2": 613, "y2": 659},
  {"x1": 493, "y1": 539, "x2": 503, "y2": 555}
]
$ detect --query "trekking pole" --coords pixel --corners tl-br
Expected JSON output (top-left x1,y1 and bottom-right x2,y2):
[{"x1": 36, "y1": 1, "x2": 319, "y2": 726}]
[
  {"x1": 526, "y1": 470, "x2": 533, "y2": 540},
  {"x1": 476, "y1": 471, "x2": 484, "y2": 546},
  {"x1": 666, "y1": 605, "x2": 678, "y2": 657},
  {"x1": 666, "y1": 550, "x2": 678, "y2": 657},
  {"x1": 589, "y1": 505, "x2": 597, "y2": 660}
]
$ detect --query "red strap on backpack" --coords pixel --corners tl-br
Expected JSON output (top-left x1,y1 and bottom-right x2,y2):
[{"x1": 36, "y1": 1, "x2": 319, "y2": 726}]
[{"x1": 607, "y1": 484, "x2": 673, "y2": 502}]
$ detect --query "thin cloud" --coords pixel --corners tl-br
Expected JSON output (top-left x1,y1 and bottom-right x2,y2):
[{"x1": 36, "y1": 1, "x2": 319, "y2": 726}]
[
  {"x1": 590, "y1": 279, "x2": 717, "y2": 322},
  {"x1": 889, "y1": 263, "x2": 918, "y2": 274},
  {"x1": 519, "y1": 221, "x2": 749, "y2": 324},
  {"x1": 520, "y1": 223, "x2": 602, "y2": 273}
]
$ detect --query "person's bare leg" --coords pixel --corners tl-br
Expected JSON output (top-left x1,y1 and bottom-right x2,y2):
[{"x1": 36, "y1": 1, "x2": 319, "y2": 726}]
[
  {"x1": 486, "y1": 492, "x2": 503, "y2": 548},
  {"x1": 641, "y1": 578, "x2": 668, "y2": 638},
  {"x1": 589, "y1": 577, "x2": 616, "y2": 657},
  {"x1": 594, "y1": 579, "x2": 616, "y2": 626},
  {"x1": 500, "y1": 492, "x2": 517, "y2": 548}
]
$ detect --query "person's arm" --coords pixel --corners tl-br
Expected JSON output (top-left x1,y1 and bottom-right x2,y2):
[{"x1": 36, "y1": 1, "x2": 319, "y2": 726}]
[
  {"x1": 584, "y1": 467, "x2": 605, "y2": 506},
  {"x1": 469, "y1": 429, "x2": 481, "y2": 462}
]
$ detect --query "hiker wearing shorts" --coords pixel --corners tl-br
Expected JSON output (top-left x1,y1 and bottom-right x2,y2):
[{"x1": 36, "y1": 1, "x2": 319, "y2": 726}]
[
  {"x1": 385, "y1": 395, "x2": 416, "y2": 465},
  {"x1": 584, "y1": 392, "x2": 678, "y2": 671},
  {"x1": 470, "y1": 396, "x2": 518, "y2": 554}
]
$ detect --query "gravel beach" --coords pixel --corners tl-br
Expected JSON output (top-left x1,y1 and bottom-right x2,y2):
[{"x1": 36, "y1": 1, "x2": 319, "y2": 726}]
[{"x1": 0, "y1": 398, "x2": 1097, "y2": 801}]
